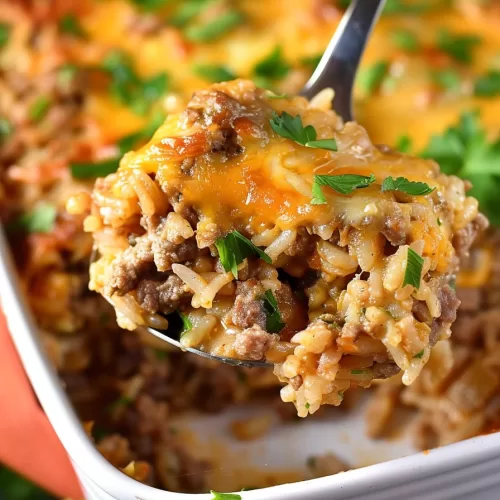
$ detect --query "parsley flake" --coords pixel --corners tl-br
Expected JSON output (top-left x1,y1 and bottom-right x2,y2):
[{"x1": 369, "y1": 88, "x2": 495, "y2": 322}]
[
  {"x1": 178, "y1": 311, "x2": 193, "y2": 336},
  {"x1": 70, "y1": 159, "x2": 121, "y2": 179},
  {"x1": 29, "y1": 96, "x2": 51, "y2": 123},
  {"x1": 301, "y1": 53, "x2": 322, "y2": 70},
  {"x1": 254, "y1": 46, "x2": 290, "y2": 82},
  {"x1": 474, "y1": 70, "x2": 500, "y2": 97},
  {"x1": 169, "y1": 0, "x2": 211, "y2": 27},
  {"x1": 396, "y1": 135, "x2": 412, "y2": 153},
  {"x1": 262, "y1": 290, "x2": 285, "y2": 333},
  {"x1": 131, "y1": 0, "x2": 171, "y2": 11},
  {"x1": 437, "y1": 29, "x2": 481, "y2": 64},
  {"x1": 185, "y1": 10, "x2": 244, "y2": 43},
  {"x1": 403, "y1": 248, "x2": 424, "y2": 289},
  {"x1": 381, "y1": 176, "x2": 434, "y2": 196},
  {"x1": 305, "y1": 402, "x2": 310, "y2": 410},
  {"x1": 420, "y1": 111, "x2": 500, "y2": 225},
  {"x1": 269, "y1": 111, "x2": 337, "y2": 151},
  {"x1": 351, "y1": 369, "x2": 369, "y2": 375},
  {"x1": 357, "y1": 61, "x2": 389, "y2": 96},
  {"x1": 0, "y1": 117, "x2": 13, "y2": 141},
  {"x1": 311, "y1": 174, "x2": 376, "y2": 204},
  {"x1": 215, "y1": 231, "x2": 271, "y2": 279},
  {"x1": 414, "y1": 349, "x2": 425, "y2": 359},
  {"x1": 0, "y1": 22, "x2": 11, "y2": 49},
  {"x1": 7, "y1": 204, "x2": 57, "y2": 234},
  {"x1": 391, "y1": 29, "x2": 419, "y2": 52},
  {"x1": 210, "y1": 491, "x2": 241, "y2": 500},
  {"x1": 431, "y1": 69, "x2": 462, "y2": 92},
  {"x1": 59, "y1": 14, "x2": 86, "y2": 38},
  {"x1": 193, "y1": 64, "x2": 236, "y2": 82}
]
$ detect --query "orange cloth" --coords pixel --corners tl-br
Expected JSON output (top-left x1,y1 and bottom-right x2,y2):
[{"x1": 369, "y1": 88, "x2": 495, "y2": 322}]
[{"x1": 0, "y1": 311, "x2": 83, "y2": 499}]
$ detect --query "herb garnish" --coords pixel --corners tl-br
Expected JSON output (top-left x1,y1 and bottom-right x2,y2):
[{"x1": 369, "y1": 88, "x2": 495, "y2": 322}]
[
  {"x1": 437, "y1": 29, "x2": 481, "y2": 64},
  {"x1": 131, "y1": 0, "x2": 171, "y2": 11},
  {"x1": 29, "y1": 96, "x2": 51, "y2": 123},
  {"x1": 169, "y1": 0, "x2": 211, "y2": 27},
  {"x1": 403, "y1": 248, "x2": 424, "y2": 289},
  {"x1": 215, "y1": 231, "x2": 271, "y2": 279},
  {"x1": 301, "y1": 53, "x2": 322, "y2": 70},
  {"x1": 58, "y1": 14, "x2": 86, "y2": 38},
  {"x1": 262, "y1": 290, "x2": 285, "y2": 333},
  {"x1": 0, "y1": 23, "x2": 11, "y2": 49},
  {"x1": 270, "y1": 111, "x2": 337, "y2": 151},
  {"x1": 210, "y1": 491, "x2": 241, "y2": 500},
  {"x1": 357, "y1": 61, "x2": 389, "y2": 96},
  {"x1": 185, "y1": 10, "x2": 244, "y2": 43},
  {"x1": 431, "y1": 69, "x2": 462, "y2": 92},
  {"x1": 7, "y1": 204, "x2": 57, "y2": 234},
  {"x1": 193, "y1": 64, "x2": 236, "y2": 82},
  {"x1": 381, "y1": 176, "x2": 434, "y2": 195},
  {"x1": 414, "y1": 349, "x2": 425, "y2": 359},
  {"x1": 178, "y1": 311, "x2": 193, "y2": 335},
  {"x1": 305, "y1": 402, "x2": 310, "y2": 409},
  {"x1": 391, "y1": 29, "x2": 419, "y2": 52},
  {"x1": 0, "y1": 118, "x2": 12, "y2": 141},
  {"x1": 396, "y1": 135, "x2": 412, "y2": 153},
  {"x1": 57, "y1": 63, "x2": 79, "y2": 88},
  {"x1": 103, "y1": 50, "x2": 168, "y2": 115},
  {"x1": 253, "y1": 46, "x2": 290, "y2": 87},
  {"x1": 70, "y1": 159, "x2": 121, "y2": 179},
  {"x1": 420, "y1": 111, "x2": 500, "y2": 225},
  {"x1": 351, "y1": 369, "x2": 369, "y2": 375},
  {"x1": 474, "y1": 70, "x2": 500, "y2": 97},
  {"x1": 311, "y1": 174, "x2": 376, "y2": 204}
]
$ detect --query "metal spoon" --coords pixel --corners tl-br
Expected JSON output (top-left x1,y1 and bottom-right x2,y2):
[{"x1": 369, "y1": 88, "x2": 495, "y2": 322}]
[{"x1": 98, "y1": 0, "x2": 386, "y2": 368}]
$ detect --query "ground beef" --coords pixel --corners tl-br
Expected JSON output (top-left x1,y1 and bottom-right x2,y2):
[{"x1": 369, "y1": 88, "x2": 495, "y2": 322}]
[
  {"x1": 136, "y1": 275, "x2": 188, "y2": 315},
  {"x1": 152, "y1": 237, "x2": 198, "y2": 272},
  {"x1": 231, "y1": 279, "x2": 266, "y2": 329},
  {"x1": 453, "y1": 214, "x2": 489, "y2": 258},
  {"x1": 438, "y1": 285, "x2": 461, "y2": 323},
  {"x1": 372, "y1": 362, "x2": 400, "y2": 379},
  {"x1": 284, "y1": 230, "x2": 316, "y2": 257},
  {"x1": 233, "y1": 325, "x2": 274, "y2": 361},
  {"x1": 382, "y1": 210, "x2": 409, "y2": 246},
  {"x1": 106, "y1": 239, "x2": 154, "y2": 296},
  {"x1": 412, "y1": 300, "x2": 432, "y2": 323}
]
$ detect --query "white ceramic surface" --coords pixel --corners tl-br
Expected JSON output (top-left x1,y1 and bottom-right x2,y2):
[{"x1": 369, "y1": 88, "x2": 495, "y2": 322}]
[{"x1": 2, "y1": 225, "x2": 500, "y2": 500}]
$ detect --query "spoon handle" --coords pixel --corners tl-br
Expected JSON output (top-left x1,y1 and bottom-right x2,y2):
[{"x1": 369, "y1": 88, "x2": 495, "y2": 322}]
[{"x1": 301, "y1": 0, "x2": 386, "y2": 122}]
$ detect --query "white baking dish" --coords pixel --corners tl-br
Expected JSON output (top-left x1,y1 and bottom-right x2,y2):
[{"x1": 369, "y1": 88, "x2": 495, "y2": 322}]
[{"x1": 2, "y1": 224, "x2": 500, "y2": 500}]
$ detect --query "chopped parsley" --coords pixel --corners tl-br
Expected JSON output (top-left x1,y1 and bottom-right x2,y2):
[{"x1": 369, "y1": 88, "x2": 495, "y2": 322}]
[
  {"x1": 270, "y1": 111, "x2": 337, "y2": 151},
  {"x1": 0, "y1": 117, "x2": 13, "y2": 141},
  {"x1": 396, "y1": 135, "x2": 412, "y2": 153},
  {"x1": 381, "y1": 176, "x2": 434, "y2": 196},
  {"x1": 29, "y1": 96, "x2": 51, "y2": 123},
  {"x1": 103, "y1": 50, "x2": 169, "y2": 115},
  {"x1": 301, "y1": 53, "x2": 322, "y2": 70},
  {"x1": 253, "y1": 46, "x2": 290, "y2": 87},
  {"x1": 305, "y1": 402, "x2": 311, "y2": 410},
  {"x1": 70, "y1": 159, "x2": 121, "y2": 179},
  {"x1": 7, "y1": 204, "x2": 57, "y2": 234},
  {"x1": 383, "y1": 0, "x2": 433, "y2": 15},
  {"x1": 311, "y1": 174, "x2": 376, "y2": 204},
  {"x1": 215, "y1": 230, "x2": 271, "y2": 279},
  {"x1": 357, "y1": 61, "x2": 389, "y2": 96},
  {"x1": 57, "y1": 63, "x2": 79, "y2": 88},
  {"x1": 0, "y1": 22, "x2": 11, "y2": 49},
  {"x1": 131, "y1": 0, "x2": 171, "y2": 11},
  {"x1": 420, "y1": 111, "x2": 500, "y2": 225},
  {"x1": 431, "y1": 69, "x2": 462, "y2": 92},
  {"x1": 391, "y1": 29, "x2": 419, "y2": 52},
  {"x1": 437, "y1": 218, "x2": 442, "y2": 226},
  {"x1": 169, "y1": 0, "x2": 211, "y2": 27},
  {"x1": 474, "y1": 70, "x2": 500, "y2": 97},
  {"x1": 414, "y1": 350, "x2": 425, "y2": 359},
  {"x1": 351, "y1": 369, "x2": 369, "y2": 375},
  {"x1": 193, "y1": 64, "x2": 237, "y2": 82},
  {"x1": 107, "y1": 395, "x2": 133, "y2": 412},
  {"x1": 262, "y1": 290, "x2": 285, "y2": 333},
  {"x1": 178, "y1": 311, "x2": 193, "y2": 335},
  {"x1": 436, "y1": 29, "x2": 481, "y2": 64},
  {"x1": 58, "y1": 13, "x2": 86, "y2": 38},
  {"x1": 403, "y1": 248, "x2": 424, "y2": 289},
  {"x1": 210, "y1": 491, "x2": 241, "y2": 500},
  {"x1": 185, "y1": 10, "x2": 244, "y2": 43}
]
